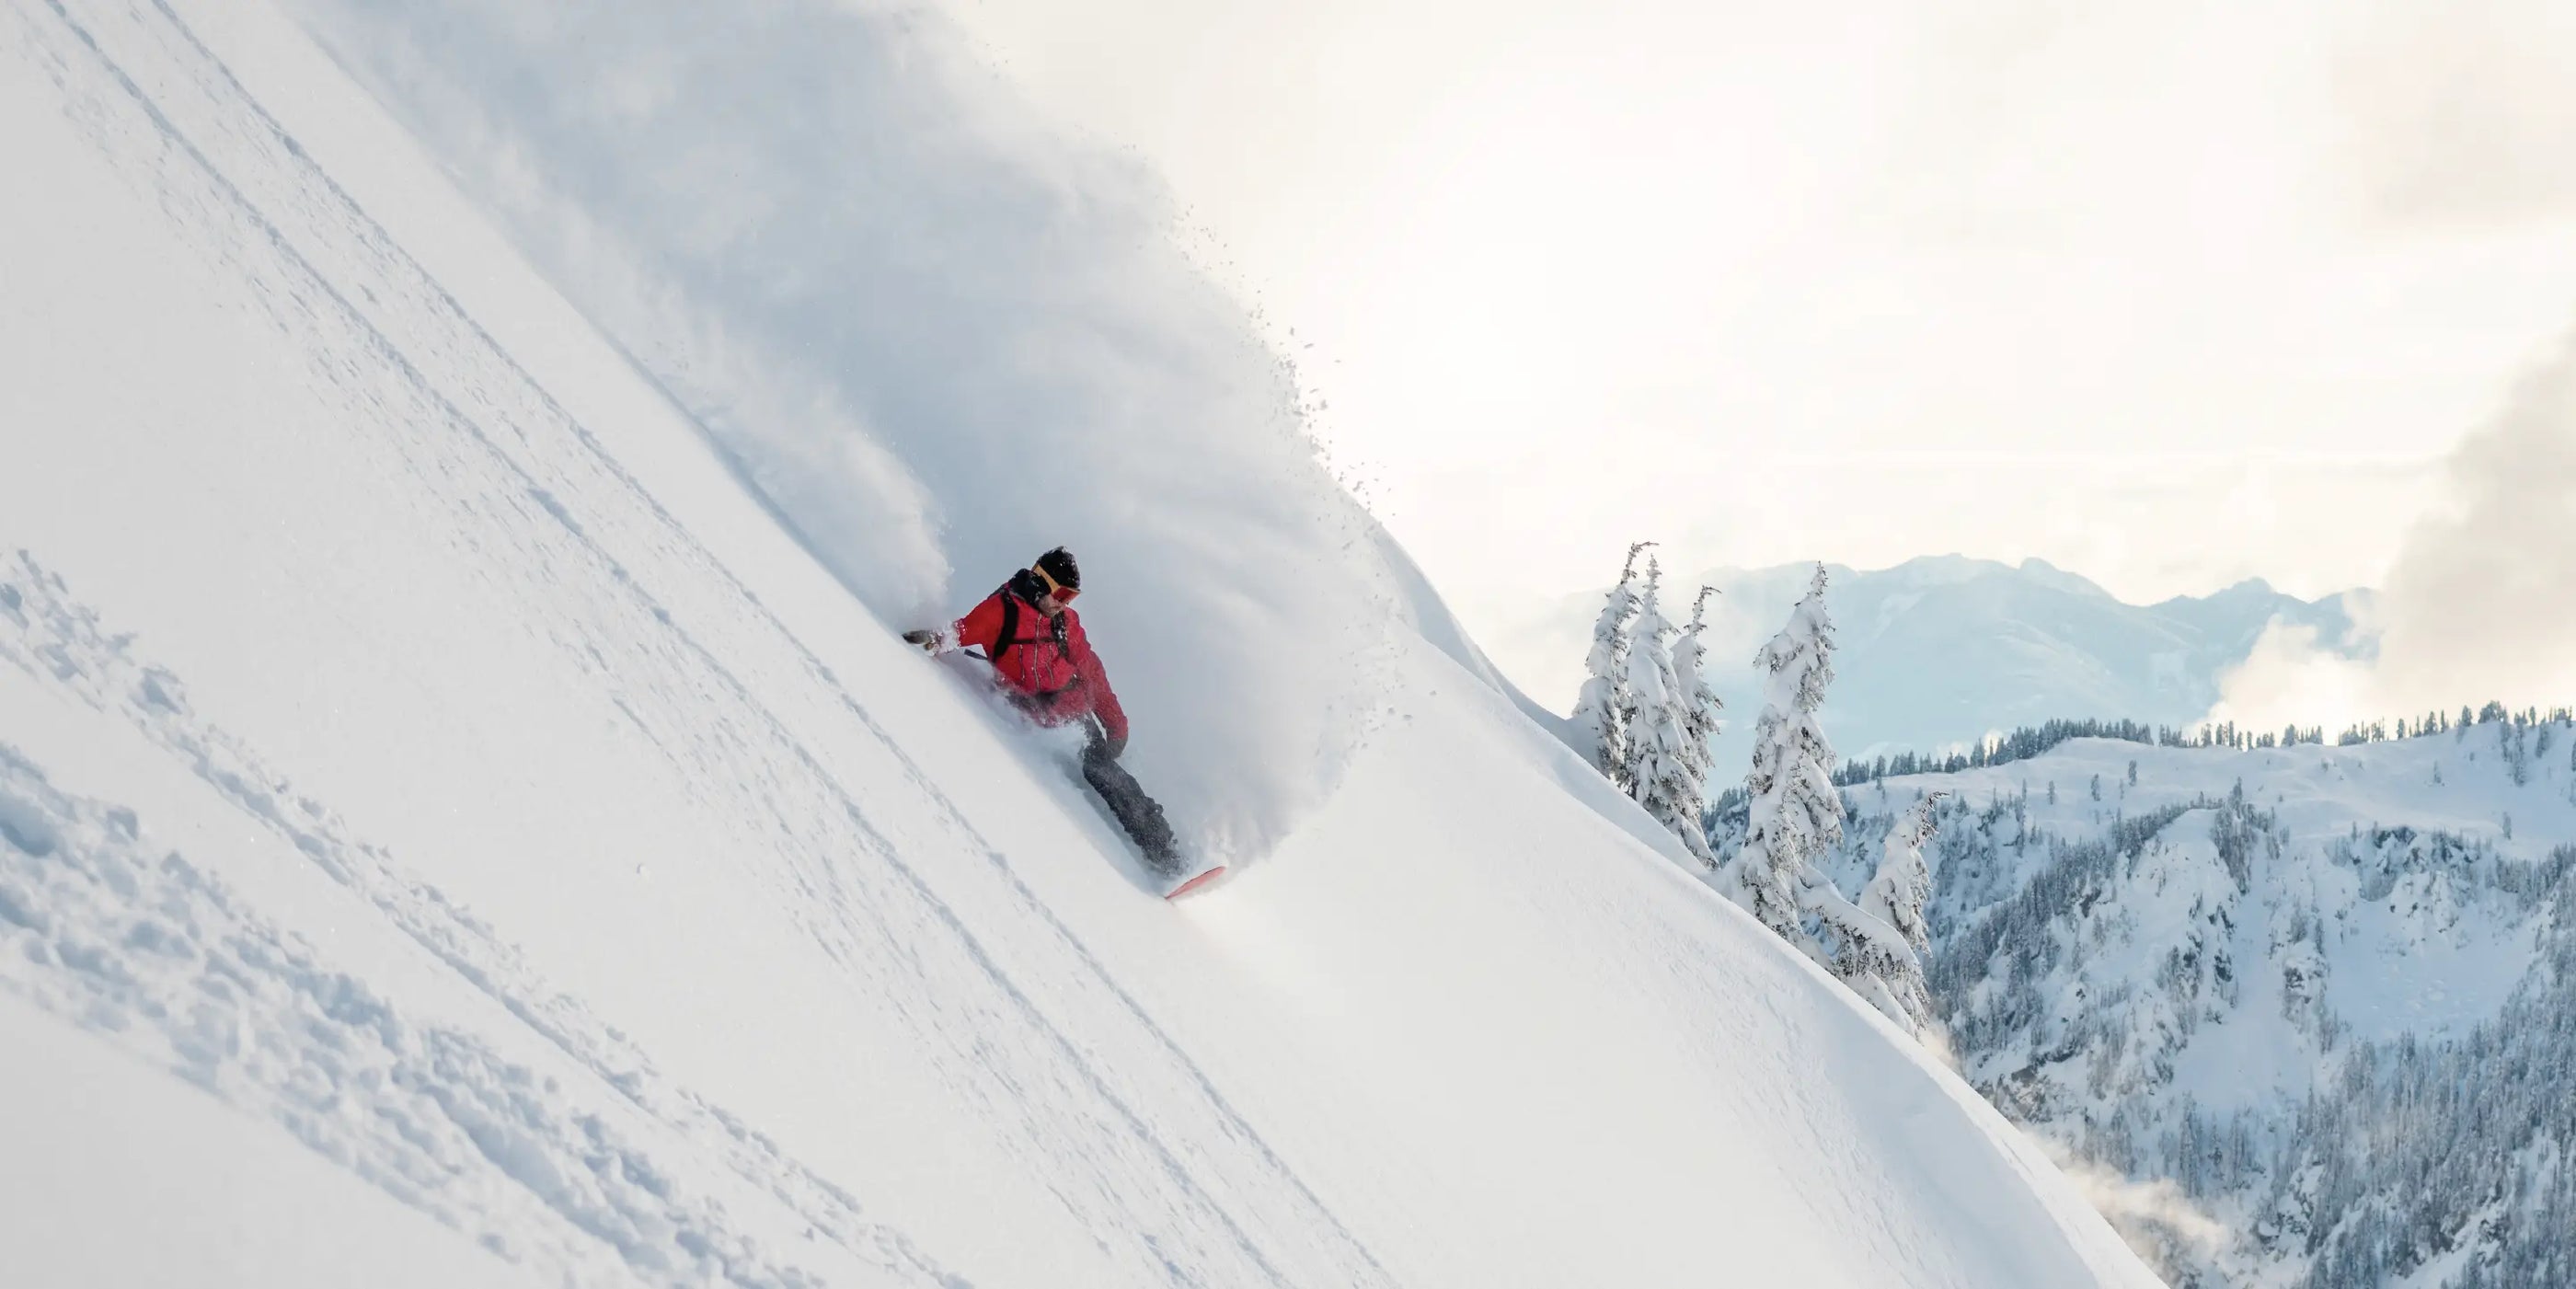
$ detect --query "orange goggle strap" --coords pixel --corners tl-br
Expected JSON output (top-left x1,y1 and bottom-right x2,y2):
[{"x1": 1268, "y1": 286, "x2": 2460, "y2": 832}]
[{"x1": 1031, "y1": 564, "x2": 1075, "y2": 598}]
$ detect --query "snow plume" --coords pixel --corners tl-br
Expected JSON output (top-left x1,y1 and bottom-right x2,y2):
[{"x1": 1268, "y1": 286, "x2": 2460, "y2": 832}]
[
  {"x1": 284, "y1": 0, "x2": 1403, "y2": 858},
  {"x1": 2036, "y1": 1142, "x2": 2232, "y2": 1270},
  {"x1": 2214, "y1": 326, "x2": 2576, "y2": 729}
]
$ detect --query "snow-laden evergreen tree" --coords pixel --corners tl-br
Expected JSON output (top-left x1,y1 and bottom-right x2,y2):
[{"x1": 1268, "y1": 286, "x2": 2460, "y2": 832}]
[
  {"x1": 1720, "y1": 564, "x2": 1846, "y2": 942},
  {"x1": 1711, "y1": 565, "x2": 1909, "y2": 995},
  {"x1": 1850, "y1": 792, "x2": 1949, "y2": 1031},
  {"x1": 1667, "y1": 585, "x2": 1725, "y2": 863},
  {"x1": 1620, "y1": 559, "x2": 1708, "y2": 861},
  {"x1": 1806, "y1": 858, "x2": 1917, "y2": 1019},
  {"x1": 1570, "y1": 542, "x2": 1650, "y2": 786}
]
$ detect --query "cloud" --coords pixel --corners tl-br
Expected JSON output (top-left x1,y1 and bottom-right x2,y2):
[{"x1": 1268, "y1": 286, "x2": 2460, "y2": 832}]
[
  {"x1": 2333, "y1": 0, "x2": 2576, "y2": 227},
  {"x1": 2214, "y1": 327, "x2": 2576, "y2": 727},
  {"x1": 2204, "y1": 620, "x2": 2379, "y2": 733}
]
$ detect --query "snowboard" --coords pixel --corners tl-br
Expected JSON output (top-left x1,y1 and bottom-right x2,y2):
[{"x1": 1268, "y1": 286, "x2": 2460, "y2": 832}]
[{"x1": 1159, "y1": 862, "x2": 1228, "y2": 901}]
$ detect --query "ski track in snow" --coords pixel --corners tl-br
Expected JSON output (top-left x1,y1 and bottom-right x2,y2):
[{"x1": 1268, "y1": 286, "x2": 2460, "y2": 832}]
[
  {"x1": 3, "y1": 0, "x2": 1393, "y2": 1283},
  {"x1": 0, "y1": 559, "x2": 954, "y2": 1288}
]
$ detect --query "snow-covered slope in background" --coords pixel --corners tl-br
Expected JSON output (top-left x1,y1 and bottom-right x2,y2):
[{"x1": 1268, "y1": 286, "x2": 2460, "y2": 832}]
[
  {"x1": 0, "y1": 1, "x2": 2161, "y2": 1284},
  {"x1": 1825, "y1": 723, "x2": 2576, "y2": 1287},
  {"x1": 1505, "y1": 555, "x2": 2364, "y2": 772}
]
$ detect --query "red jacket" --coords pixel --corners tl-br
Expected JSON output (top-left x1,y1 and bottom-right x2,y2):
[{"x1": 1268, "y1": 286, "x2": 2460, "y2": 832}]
[{"x1": 950, "y1": 581, "x2": 1128, "y2": 744}]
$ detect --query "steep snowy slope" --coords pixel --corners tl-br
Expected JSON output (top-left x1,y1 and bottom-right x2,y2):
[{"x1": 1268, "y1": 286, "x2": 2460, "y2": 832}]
[
  {"x1": 1828, "y1": 724, "x2": 2576, "y2": 1287},
  {"x1": 0, "y1": 1, "x2": 2160, "y2": 1285}
]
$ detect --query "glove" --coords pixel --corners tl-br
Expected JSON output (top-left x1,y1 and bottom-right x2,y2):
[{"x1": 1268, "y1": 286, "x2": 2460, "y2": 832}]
[
  {"x1": 902, "y1": 628, "x2": 941, "y2": 653},
  {"x1": 1102, "y1": 730, "x2": 1129, "y2": 759}
]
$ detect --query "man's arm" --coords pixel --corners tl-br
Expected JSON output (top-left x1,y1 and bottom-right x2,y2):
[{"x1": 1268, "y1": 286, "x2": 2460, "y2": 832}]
[
  {"x1": 906, "y1": 589, "x2": 1004, "y2": 654},
  {"x1": 1074, "y1": 624, "x2": 1129, "y2": 753}
]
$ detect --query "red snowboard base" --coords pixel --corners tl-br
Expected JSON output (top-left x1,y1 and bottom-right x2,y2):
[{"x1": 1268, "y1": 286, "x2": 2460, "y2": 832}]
[{"x1": 1162, "y1": 865, "x2": 1228, "y2": 901}]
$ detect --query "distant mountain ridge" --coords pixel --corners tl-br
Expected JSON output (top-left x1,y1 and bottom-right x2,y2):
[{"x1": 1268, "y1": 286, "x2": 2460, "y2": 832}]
[{"x1": 1512, "y1": 555, "x2": 2369, "y2": 775}]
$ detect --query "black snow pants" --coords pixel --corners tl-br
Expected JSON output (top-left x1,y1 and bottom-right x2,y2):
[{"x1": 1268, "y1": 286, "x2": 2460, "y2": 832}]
[{"x1": 1080, "y1": 726, "x2": 1180, "y2": 872}]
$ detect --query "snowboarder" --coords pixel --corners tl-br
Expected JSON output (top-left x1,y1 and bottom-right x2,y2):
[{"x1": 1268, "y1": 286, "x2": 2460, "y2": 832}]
[{"x1": 904, "y1": 548, "x2": 1190, "y2": 881}]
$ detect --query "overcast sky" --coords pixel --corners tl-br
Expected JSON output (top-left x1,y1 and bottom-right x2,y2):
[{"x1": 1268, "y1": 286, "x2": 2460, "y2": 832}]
[{"x1": 938, "y1": 0, "x2": 2576, "y2": 640}]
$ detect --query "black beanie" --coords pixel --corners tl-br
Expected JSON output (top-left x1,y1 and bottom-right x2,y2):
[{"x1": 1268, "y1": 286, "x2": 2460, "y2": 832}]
[{"x1": 1035, "y1": 547, "x2": 1080, "y2": 591}]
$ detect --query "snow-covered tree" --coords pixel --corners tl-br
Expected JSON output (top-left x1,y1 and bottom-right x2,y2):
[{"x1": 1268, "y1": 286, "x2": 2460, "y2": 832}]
[
  {"x1": 1805, "y1": 872, "x2": 1919, "y2": 1027},
  {"x1": 1621, "y1": 559, "x2": 1707, "y2": 860},
  {"x1": 1671, "y1": 586, "x2": 1725, "y2": 813},
  {"x1": 1720, "y1": 564, "x2": 1846, "y2": 942},
  {"x1": 1570, "y1": 542, "x2": 1650, "y2": 785},
  {"x1": 1711, "y1": 565, "x2": 1911, "y2": 1002},
  {"x1": 1849, "y1": 792, "x2": 1949, "y2": 1031}
]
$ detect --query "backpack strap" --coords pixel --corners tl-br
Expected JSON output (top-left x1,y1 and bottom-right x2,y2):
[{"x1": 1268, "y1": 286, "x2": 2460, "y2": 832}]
[
  {"x1": 985, "y1": 573, "x2": 1079, "y2": 688},
  {"x1": 989, "y1": 586, "x2": 1021, "y2": 668}
]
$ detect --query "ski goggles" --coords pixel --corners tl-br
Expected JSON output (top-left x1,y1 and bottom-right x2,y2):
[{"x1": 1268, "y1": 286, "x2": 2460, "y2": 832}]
[{"x1": 1032, "y1": 565, "x2": 1079, "y2": 602}]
